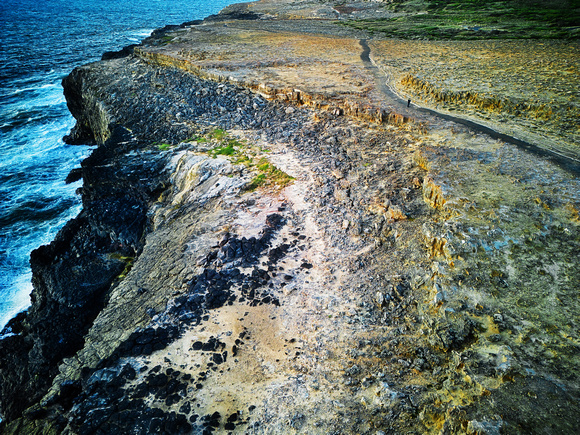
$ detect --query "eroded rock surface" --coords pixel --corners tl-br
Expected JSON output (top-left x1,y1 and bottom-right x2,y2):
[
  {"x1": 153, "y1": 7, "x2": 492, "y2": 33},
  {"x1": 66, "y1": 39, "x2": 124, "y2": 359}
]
[{"x1": 0, "y1": 1, "x2": 578, "y2": 434}]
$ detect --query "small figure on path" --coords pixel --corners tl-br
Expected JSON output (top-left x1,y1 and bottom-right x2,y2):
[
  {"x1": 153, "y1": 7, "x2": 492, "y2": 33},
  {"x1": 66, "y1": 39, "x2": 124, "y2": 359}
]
[{"x1": 407, "y1": 99, "x2": 411, "y2": 107}]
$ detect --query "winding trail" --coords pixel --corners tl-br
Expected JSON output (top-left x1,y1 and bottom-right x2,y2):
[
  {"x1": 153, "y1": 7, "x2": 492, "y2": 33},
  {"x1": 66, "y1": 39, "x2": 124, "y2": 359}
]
[{"x1": 359, "y1": 39, "x2": 580, "y2": 176}]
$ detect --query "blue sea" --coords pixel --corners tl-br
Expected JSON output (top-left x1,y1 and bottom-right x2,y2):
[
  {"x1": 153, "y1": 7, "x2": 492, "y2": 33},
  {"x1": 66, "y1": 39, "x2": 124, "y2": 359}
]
[{"x1": 0, "y1": 0, "x2": 238, "y2": 330}]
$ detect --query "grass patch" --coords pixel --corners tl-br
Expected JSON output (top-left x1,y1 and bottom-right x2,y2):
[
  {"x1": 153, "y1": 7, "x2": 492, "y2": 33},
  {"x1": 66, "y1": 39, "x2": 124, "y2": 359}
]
[
  {"x1": 157, "y1": 142, "x2": 173, "y2": 151},
  {"x1": 210, "y1": 128, "x2": 227, "y2": 140},
  {"x1": 152, "y1": 128, "x2": 294, "y2": 192},
  {"x1": 246, "y1": 158, "x2": 295, "y2": 191},
  {"x1": 246, "y1": 173, "x2": 267, "y2": 191},
  {"x1": 234, "y1": 154, "x2": 252, "y2": 166},
  {"x1": 341, "y1": 0, "x2": 580, "y2": 40},
  {"x1": 208, "y1": 141, "x2": 237, "y2": 157},
  {"x1": 187, "y1": 135, "x2": 208, "y2": 143},
  {"x1": 204, "y1": 129, "x2": 294, "y2": 192},
  {"x1": 152, "y1": 141, "x2": 174, "y2": 151}
]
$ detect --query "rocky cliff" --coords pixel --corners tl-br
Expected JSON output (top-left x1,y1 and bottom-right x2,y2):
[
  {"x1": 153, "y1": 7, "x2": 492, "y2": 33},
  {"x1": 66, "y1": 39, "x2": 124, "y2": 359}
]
[{"x1": 1, "y1": 1, "x2": 579, "y2": 434}]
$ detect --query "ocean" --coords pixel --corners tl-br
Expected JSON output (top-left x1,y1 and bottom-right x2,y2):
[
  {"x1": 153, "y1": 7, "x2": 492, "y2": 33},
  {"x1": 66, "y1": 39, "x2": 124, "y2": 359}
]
[{"x1": 0, "y1": 0, "x2": 238, "y2": 331}]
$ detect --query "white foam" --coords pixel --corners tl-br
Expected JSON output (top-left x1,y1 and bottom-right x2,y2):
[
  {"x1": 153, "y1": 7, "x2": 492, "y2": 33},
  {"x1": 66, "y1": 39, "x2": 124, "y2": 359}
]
[
  {"x1": 4, "y1": 83, "x2": 60, "y2": 97},
  {"x1": 0, "y1": 274, "x2": 32, "y2": 332}
]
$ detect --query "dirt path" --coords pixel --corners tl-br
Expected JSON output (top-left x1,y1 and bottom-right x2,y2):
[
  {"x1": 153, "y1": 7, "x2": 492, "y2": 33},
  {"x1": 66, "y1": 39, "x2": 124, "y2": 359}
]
[{"x1": 359, "y1": 39, "x2": 580, "y2": 176}]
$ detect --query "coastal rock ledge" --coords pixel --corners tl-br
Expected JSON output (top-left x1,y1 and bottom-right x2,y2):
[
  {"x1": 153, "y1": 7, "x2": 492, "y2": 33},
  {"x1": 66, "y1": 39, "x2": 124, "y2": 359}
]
[{"x1": 1, "y1": 1, "x2": 579, "y2": 434}]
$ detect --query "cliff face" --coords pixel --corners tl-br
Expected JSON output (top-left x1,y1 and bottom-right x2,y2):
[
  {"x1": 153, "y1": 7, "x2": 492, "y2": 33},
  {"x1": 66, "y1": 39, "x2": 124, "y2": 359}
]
[
  {"x1": 0, "y1": 59, "x2": 173, "y2": 423},
  {"x1": 1, "y1": 1, "x2": 579, "y2": 434}
]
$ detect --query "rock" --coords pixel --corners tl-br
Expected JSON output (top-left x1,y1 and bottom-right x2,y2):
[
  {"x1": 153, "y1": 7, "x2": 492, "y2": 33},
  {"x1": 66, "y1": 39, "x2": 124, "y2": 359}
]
[
  {"x1": 422, "y1": 176, "x2": 446, "y2": 210},
  {"x1": 466, "y1": 418, "x2": 503, "y2": 435},
  {"x1": 65, "y1": 167, "x2": 83, "y2": 184},
  {"x1": 332, "y1": 169, "x2": 344, "y2": 179},
  {"x1": 375, "y1": 292, "x2": 385, "y2": 307},
  {"x1": 386, "y1": 205, "x2": 406, "y2": 222},
  {"x1": 373, "y1": 382, "x2": 401, "y2": 408},
  {"x1": 432, "y1": 284, "x2": 446, "y2": 306}
]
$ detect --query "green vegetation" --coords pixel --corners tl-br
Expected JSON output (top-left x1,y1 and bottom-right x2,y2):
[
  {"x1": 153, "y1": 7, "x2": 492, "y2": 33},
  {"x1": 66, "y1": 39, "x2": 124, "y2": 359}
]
[
  {"x1": 156, "y1": 142, "x2": 173, "y2": 151},
  {"x1": 187, "y1": 135, "x2": 208, "y2": 143},
  {"x1": 246, "y1": 173, "x2": 267, "y2": 191},
  {"x1": 246, "y1": 158, "x2": 295, "y2": 191},
  {"x1": 342, "y1": 0, "x2": 580, "y2": 40},
  {"x1": 156, "y1": 30, "x2": 186, "y2": 46},
  {"x1": 234, "y1": 153, "x2": 252, "y2": 166},
  {"x1": 210, "y1": 128, "x2": 226, "y2": 140},
  {"x1": 208, "y1": 140, "x2": 237, "y2": 157},
  {"x1": 205, "y1": 129, "x2": 294, "y2": 191}
]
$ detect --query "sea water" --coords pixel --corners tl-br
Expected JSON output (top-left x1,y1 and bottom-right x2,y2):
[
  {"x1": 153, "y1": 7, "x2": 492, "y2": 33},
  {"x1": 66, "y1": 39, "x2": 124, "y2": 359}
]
[{"x1": 0, "y1": 0, "x2": 238, "y2": 331}]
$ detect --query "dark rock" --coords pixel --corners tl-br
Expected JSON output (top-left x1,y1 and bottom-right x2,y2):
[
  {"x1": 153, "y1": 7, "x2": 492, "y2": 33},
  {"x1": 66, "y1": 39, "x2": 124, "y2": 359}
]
[
  {"x1": 212, "y1": 353, "x2": 223, "y2": 365},
  {"x1": 23, "y1": 406, "x2": 48, "y2": 420},
  {"x1": 65, "y1": 167, "x2": 83, "y2": 184},
  {"x1": 165, "y1": 393, "x2": 181, "y2": 406},
  {"x1": 147, "y1": 372, "x2": 168, "y2": 387},
  {"x1": 265, "y1": 213, "x2": 284, "y2": 229},
  {"x1": 206, "y1": 10, "x2": 261, "y2": 22},
  {"x1": 101, "y1": 44, "x2": 138, "y2": 60},
  {"x1": 179, "y1": 402, "x2": 191, "y2": 414}
]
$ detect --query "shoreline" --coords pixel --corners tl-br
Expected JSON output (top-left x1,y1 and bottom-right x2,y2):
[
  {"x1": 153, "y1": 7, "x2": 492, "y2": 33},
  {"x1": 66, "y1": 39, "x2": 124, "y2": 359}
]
[
  {"x1": 0, "y1": 0, "x2": 243, "y2": 335},
  {"x1": 1, "y1": 1, "x2": 578, "y2": 433}
]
